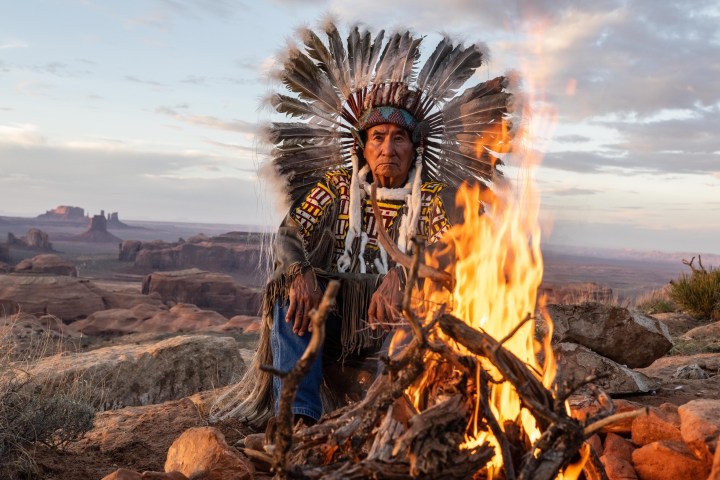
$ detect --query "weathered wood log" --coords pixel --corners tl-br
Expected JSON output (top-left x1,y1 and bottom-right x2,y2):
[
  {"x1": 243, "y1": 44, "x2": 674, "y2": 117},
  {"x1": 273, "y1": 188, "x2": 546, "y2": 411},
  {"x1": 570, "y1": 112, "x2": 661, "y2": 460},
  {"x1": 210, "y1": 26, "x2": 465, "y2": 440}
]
[
  {"x1": 438, "y1": 312, "x2": 557, "y2": 427},
  {"x1": 439, "y1": 312, "x2": 590, "y2": 480}
]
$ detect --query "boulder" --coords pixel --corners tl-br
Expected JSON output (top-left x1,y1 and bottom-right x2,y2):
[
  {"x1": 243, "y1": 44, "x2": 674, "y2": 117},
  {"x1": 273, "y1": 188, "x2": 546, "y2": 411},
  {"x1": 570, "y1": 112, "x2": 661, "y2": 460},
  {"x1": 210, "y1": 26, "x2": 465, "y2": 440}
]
[
  {"x1": 14, "y1": 253, "x2": 78, "y2": 276},
  {"x1": 567, "y1": 396, "x2": 643, "y2": 434},
  {"x1": 632, "y1": 440, "x2": 710, "y2": 480},
  {"x1": 72, "y1": 398, "x2": 206, "y2": 473},
  {"x1": 631, "y1": 405, "x2": 682, "y2": 446},
  {"x1": 142, "y1": 269, "x2": 262, "y2": 317},
  {"x1": 554, "y1": 342, "x2": 658, "y2": 395},
  {"x1": 0, "y1": 274, "x2": 105, "y2": 321},
  {"x1": 600, "y1": 454, "x2": 638, "y2": 480},
  {"x1": 678, "y1": 399, "x2": 720, "y2": 461},
  {"x1": 86, "y1": 281, "x2": 165, "y2": 310},
  {"x1": 23, "y1": 335, "x2": 244, "y2": 409},
  {"x1": 710, "y1": 445, "x2": 720, "y2": 480},
  {"x1": 69, "y1": 302, "x2": 168, "y2": 336},
  {"x1": 164, "y1": 427, "x2": 254, "y2": 480},
  {"x1": 604, "y1": 432, "x2": 635, "y2": 462},
  {"x1": 212, "y1": 315, "x2": 261, "y2": 334},
  {"x1": 544, "y1": 303, "x2": 673, "y2": 368},
  {"x1": 681, "y1": 321, "x2": 720, "y2": 341},
  {"x1": 0, "y1": 242, "x2": 9, "y2": 263},
  {"x1": 636, "y1": 353, "x2": 720, "y2": 381}
]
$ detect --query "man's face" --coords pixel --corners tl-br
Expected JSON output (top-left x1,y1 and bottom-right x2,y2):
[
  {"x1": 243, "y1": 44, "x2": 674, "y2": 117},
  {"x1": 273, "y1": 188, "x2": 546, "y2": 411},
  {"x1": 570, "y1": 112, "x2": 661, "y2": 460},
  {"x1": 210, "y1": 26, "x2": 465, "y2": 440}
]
[{"x1": 362, "y1": 124, "x2": 414, "y2": 188}]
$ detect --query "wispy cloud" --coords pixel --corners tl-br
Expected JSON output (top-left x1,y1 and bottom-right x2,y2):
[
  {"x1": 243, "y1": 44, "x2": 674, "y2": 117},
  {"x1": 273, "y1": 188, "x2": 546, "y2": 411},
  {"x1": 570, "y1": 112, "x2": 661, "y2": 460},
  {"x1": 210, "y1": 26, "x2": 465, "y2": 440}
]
[
  {"x1": 547, "y1": 187, "x2": 601, "y2": 196},
  {"x1": 0, "y1": 123, "x2": 45, "y2": 146},
  {"x1": 125, "y1": 75, "x2": 167, "y2": 87},
  {"x1": 0, "y1": 41, "x2": 29, "y2": 50},
  {"x1": 155, "y1": 106, "x2": 257, "y2": 133}
]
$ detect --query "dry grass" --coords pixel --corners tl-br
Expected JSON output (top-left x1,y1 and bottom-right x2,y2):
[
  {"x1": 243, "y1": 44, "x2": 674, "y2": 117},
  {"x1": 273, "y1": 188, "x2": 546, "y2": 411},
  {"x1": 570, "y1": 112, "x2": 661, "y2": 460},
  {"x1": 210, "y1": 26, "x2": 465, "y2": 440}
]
[
  {"x1": 0, "y1": 313, "x2": 97, "y2": 478},
  {"x1": 633, "y1": 286, "x2": 677, "y2": 315},
  {"x1": 669, "y1": 264, "x2": 720, "y2": 321}
]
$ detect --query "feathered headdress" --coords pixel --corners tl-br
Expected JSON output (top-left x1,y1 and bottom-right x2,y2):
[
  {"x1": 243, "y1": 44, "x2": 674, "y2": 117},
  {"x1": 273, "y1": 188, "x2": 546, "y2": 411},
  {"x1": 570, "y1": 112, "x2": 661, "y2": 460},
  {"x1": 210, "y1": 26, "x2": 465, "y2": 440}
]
[{"x1": 265, "y1": 21, "x2": 514, "y2": 205}]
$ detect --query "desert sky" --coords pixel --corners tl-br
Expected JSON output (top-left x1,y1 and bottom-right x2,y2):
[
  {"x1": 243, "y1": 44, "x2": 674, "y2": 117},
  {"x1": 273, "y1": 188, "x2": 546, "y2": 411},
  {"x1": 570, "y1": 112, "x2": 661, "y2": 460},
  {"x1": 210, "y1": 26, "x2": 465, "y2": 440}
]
[{"x1": 0, "y1": 0, "x2": 718, "y2": 254}]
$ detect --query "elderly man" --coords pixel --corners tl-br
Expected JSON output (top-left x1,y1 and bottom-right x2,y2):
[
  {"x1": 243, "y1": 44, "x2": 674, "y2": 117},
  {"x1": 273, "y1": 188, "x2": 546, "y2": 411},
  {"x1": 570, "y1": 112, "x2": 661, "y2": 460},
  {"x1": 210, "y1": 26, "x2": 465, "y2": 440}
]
[
  {"x1": 271, "y1": 117, "x2": 456, "y2": 423},
  {"x1": 212, "y1": 22, "x2": 512, "y2": 428}
]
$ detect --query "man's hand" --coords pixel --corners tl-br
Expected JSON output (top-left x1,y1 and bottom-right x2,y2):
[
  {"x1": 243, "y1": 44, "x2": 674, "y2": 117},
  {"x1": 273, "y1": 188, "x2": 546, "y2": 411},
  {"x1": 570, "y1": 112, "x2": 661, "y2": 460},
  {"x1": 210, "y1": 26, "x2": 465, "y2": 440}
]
[
  {"x1": 286, "y1": 269, "x2": 323, "y2": 336},
  {"x1": 368, "y1": 267, "x2": 404, "y2": 331}
]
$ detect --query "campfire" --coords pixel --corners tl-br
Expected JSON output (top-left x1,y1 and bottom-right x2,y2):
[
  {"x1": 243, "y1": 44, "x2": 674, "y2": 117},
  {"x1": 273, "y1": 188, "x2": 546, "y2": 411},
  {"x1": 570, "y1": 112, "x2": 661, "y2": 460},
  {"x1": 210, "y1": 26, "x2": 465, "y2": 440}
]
[{"x1": 247, "y1": 76, "x2": 642, "y2": 480}]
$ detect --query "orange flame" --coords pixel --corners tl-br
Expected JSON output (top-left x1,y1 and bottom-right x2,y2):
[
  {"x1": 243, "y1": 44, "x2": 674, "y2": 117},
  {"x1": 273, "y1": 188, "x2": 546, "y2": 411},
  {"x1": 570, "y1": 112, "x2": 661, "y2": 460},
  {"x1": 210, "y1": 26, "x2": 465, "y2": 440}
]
[{"x1": 403, "y1": 65, "x2": 586, "y2": 479}]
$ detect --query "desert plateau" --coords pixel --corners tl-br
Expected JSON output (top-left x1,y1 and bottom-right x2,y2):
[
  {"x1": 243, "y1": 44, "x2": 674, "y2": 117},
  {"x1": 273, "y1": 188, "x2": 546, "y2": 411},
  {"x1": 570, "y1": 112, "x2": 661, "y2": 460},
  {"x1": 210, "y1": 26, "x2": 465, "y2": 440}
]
[{"x1": 1, "y1": 207, "x2": 720, "y2": 479}]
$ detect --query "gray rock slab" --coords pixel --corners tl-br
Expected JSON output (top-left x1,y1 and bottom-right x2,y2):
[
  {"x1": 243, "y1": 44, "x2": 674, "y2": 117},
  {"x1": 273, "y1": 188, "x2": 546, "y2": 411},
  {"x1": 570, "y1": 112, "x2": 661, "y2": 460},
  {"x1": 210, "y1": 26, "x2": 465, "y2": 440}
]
[{"x1": 545, "y1": 302, "x2": 673, "y2": 368}]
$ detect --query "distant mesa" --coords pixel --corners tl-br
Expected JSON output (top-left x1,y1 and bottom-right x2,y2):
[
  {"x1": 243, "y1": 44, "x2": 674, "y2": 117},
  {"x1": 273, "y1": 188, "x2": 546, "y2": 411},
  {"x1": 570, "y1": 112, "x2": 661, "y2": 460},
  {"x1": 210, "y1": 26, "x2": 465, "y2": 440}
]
[
  {"x1": 71, "y1": 212, "x2": 123, "y2": 243},
  {"x1": 37, "y1": 205, "x2": 86, "y2": 223},
  {"x1": 119, "y1": 231, "x2": 265, "y2": 285},
  {"x1": 36, "y1": 205, "x2": 131, "y2": 228},
  {"x1": 8, "y1": 228, "x2": 55, "y2": 251}
]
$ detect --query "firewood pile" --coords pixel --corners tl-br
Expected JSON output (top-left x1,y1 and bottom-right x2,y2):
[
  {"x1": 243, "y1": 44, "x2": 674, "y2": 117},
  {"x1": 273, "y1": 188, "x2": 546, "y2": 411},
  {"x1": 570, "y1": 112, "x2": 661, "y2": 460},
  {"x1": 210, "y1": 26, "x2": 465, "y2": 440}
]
[{"x1": 245, "y1": 245, "x2": 645, "y2": 480}]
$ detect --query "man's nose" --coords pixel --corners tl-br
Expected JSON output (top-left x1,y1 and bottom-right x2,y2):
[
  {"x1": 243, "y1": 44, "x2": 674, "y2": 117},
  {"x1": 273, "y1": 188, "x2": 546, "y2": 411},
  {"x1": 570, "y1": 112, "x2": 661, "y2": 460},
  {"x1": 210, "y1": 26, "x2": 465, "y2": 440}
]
[{"x1": 380, "y1": 137, "x2": 395, "y2": 155}]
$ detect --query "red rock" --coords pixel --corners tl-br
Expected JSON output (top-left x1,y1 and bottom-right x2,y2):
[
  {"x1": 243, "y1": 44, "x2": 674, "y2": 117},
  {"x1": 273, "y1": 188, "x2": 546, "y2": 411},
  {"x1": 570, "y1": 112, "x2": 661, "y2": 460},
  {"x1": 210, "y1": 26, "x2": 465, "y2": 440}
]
[
  {"x1": 709, "y1": 443, "x2": 720, "y2": 480},
  {"x1": 567, "y1": 397, "x2": 643, "y2": 434},
  {"x1": 142, "y1": 269, "x2": 262, "y2": 317},
  {"x1": 213, "y1": 315, "x2": 261, "y2": 333},
  {"x1": 0, "y1": 274, "x2": 105, "y2": 321},
  {"x1": 102, "y1": 468, "x2": 142, "y2": 480},
  {"x1": 601, "y1": 454, "x2": 638, "y2": 480},
  {"x1": 15, "y1": 253, "x2": 77, "y2": 276},
  {"x1": 587, "y1": 433, "x2": 603, "y2": 456},
  {"x1": 604, "y1": 433, "x2": 635, "y2": 462},
  {"x1": 102, "y1": 469, "x2": 189, "y2": 480},
  {"x1": 631, "y1": 406, "x2": 682, "y2": 447},
  {"x1": 165, "y1": 427, "x2": 254, "y2": 480},
  {"x1": 678, "y1": 399, "x2": 720, "y2": 461},
  {"x1": 632, "y1": 440, "x2": 710, "y2": 480}
]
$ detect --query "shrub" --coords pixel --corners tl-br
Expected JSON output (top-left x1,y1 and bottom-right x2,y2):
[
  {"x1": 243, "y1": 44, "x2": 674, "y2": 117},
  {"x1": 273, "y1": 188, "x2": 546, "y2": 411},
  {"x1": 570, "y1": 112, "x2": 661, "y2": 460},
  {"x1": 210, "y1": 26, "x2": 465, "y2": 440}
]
[
  {"x1": 1, "y1": 314, "x2": 97, "y2": 478},
  {"x1": 634, "y1": 286, "x2": 677, "y2": 315},
  {"x1": 669, "y1": 257, "x2": 720, "y2": 321}
]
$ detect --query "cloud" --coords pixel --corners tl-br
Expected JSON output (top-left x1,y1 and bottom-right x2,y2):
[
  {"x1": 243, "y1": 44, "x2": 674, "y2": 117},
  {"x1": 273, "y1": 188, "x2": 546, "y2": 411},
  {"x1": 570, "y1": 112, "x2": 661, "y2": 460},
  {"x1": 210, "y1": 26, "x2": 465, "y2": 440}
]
[
  {"x1": 554, "y1": 134, "x2": 592, "y2": 143},
  {"x1": 125, "y1": 75, "x2": 167, "y2": 87},
  {"x1": 547, "y1": 187, "x2": 600, "y2": 196},
  {"x1": 181, "y1": 75, "x2": 207, "y2": 85},
  {"x1": 0, "y1": 124, "x2": 45, "y2": 146},
  {"x1": 0, "y1": 41, "x2": 29, "y2": 50},
  {"x1": 126, "y1": 0, "x2": 249, "y2": 29},
  {"x1": 155, "y1": 106, "x2": 258, "y2": 133}
]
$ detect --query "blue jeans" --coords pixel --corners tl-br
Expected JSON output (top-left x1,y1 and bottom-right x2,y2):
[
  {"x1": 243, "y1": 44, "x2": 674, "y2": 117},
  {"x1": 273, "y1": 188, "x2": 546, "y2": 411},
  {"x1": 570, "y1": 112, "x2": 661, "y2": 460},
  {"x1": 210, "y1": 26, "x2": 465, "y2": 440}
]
[
  {"x1": 271, "y1": 298, "x2": 401, "y2": 421},
  {"x1": 271, "y1": 299, "x2": 341, "y2": 421}
]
